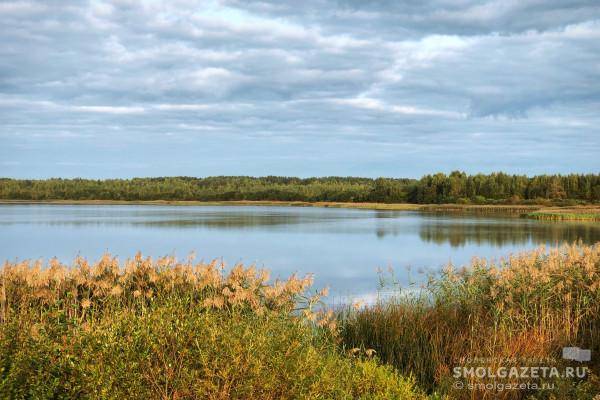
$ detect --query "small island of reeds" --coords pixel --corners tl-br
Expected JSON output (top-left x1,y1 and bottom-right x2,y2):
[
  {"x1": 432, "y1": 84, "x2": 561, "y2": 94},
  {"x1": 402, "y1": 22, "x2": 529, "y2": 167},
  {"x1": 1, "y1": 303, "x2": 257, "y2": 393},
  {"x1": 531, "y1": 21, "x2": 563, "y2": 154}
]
[{"x1": 525, "y1": 207, "x2": 600, "y2": 221}]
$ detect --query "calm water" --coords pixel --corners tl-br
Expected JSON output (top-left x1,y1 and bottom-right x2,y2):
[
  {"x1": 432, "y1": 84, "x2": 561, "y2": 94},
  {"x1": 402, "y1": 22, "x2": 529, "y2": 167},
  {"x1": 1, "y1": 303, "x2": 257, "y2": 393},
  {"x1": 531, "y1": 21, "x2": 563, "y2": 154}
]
[{"x1": 1, "y1": 204, "x2": 599, "y2": 302}]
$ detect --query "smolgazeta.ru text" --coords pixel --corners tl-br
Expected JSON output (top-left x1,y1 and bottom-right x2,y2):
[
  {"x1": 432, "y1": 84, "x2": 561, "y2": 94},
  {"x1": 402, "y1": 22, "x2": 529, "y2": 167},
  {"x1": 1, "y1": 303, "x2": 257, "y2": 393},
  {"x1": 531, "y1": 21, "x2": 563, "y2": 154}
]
[{"x1": 453, "y1": 366, "x2": 588, "y2": 379}]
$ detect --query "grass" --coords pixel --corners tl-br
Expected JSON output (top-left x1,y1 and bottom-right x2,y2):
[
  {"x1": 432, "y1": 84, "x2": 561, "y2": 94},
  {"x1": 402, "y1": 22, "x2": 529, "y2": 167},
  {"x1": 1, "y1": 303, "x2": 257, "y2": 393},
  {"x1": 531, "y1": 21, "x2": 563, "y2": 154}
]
[
  {"x1": 2, "y1": 244, "x2": 599, "y2": 399},
  {"x1": 340, "y1": 243, "x2": 600, "y2": 399},
  {"x1": 526, "y1": 207, "x2": 600, "y2": 221},
  {"x1": 0, "y1": 254, "x2": 428, "y2": 400}
]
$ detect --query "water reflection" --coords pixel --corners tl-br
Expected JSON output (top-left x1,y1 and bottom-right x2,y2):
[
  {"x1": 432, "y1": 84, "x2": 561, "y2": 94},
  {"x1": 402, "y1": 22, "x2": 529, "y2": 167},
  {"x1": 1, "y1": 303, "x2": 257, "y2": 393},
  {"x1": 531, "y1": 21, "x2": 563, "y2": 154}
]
[
  {"x1": 0, "y1": 206, "x2": 361, "y2": 229},
  {"x1": 418, "y1": 219, "x2": 600, "y2": 247},
  {"x1": 1, "y1": 205, "x2": 599, "y2": 300},
  {"x1": 0, "y1": 215, "x2": 309, "y2": 229},
  {"x1": 2, "y1": 206, "x2": 599, "y2": 247}
]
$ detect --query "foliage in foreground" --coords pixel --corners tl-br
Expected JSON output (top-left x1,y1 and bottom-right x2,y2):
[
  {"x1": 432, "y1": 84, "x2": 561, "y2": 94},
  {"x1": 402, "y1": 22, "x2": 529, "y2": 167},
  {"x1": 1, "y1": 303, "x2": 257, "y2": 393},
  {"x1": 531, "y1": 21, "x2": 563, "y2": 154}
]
[
  {"x1": 340, "y1": 243, "x2": 600, "y2": 399},
  {"x1": 3, "y1": 245, "x2": 599, "y2": 399},
  {"x1": 0, "y1": 254, "x2": 425, "y2": 400}
]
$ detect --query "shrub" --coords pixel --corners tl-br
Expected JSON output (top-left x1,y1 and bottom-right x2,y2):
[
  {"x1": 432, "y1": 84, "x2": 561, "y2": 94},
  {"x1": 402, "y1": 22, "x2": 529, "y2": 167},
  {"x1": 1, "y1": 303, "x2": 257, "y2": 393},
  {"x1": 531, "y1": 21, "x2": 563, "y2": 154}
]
[
  {"x1": 0, "y1": 255, "x2": 427, "y2": 399},
  {"x1": 472, "y1": 195, "x2": 487, "y2": 204}
]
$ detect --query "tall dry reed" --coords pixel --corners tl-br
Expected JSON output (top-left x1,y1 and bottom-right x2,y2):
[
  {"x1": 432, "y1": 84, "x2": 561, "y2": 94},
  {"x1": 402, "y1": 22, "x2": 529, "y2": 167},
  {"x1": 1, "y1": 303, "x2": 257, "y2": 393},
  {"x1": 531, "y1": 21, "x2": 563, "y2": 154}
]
[
  {"x1": 0, "y1": 252, "x2": 326, "y2": 324},
  {"x1": 340, "y1": 243, "x2": 600, "y2": 399}
]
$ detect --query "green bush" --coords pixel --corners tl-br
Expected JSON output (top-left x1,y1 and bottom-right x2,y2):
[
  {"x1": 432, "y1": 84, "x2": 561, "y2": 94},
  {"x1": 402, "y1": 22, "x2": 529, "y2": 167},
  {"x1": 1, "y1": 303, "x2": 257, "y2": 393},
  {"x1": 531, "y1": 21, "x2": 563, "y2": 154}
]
[
  {"x1": 0, "y1": 256, "x2": 427, "y2": 400},
  {"x1": 0, "y1": 302, "x2": 424, "y2": 399}
]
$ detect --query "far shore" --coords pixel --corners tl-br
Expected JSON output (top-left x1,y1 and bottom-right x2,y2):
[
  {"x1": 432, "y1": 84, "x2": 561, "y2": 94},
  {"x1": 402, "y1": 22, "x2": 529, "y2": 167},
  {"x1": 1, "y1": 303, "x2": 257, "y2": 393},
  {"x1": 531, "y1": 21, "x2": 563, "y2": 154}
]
[
  {"x1": 0, "y1": 198, "x2": 534, "y2": 210},
  {"x1": 2, "y1": 199, "x2": 600, "y2": 219},
  {"x1": 0, "y1": 199, "x2": 424, "y2": 209}
]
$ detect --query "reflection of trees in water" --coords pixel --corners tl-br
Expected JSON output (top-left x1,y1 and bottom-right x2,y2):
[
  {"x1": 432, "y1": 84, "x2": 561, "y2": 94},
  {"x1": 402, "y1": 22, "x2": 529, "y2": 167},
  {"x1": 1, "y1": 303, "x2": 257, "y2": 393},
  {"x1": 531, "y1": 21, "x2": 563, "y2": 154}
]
[
  {"x1": 0, "y1": 213, "x2": 350, "y2": 230},
  {"x1": 1, "y1": 216, "x2": 302, "y2": 229},
  {"x1": 375, "y1": 225, "x2": 403, "y2": 238},
  {"x1": 4, "y1": 210, "x2": 599, "y2": 247},
  {"x1": 138, "y1": 215, "x2": 306, "y2": 229},
  {"x1": 418, "y1": 222, "x2": 600, "y2": 247}
]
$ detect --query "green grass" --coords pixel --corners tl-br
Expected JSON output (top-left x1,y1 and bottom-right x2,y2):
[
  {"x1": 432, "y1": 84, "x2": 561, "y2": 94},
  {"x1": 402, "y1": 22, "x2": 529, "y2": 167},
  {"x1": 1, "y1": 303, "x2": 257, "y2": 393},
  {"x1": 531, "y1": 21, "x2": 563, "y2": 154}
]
[{"x1": 1, "y1": 301, "x2": 428, "y2": 400}]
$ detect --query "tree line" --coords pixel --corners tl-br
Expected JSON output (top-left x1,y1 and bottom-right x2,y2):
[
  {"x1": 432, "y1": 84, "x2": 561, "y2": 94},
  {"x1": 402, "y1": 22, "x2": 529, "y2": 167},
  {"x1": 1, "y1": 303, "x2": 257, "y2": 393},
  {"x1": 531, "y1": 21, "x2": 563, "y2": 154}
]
[{"x1": 0, "y1": 172, "x2": 598, "y2": 204}]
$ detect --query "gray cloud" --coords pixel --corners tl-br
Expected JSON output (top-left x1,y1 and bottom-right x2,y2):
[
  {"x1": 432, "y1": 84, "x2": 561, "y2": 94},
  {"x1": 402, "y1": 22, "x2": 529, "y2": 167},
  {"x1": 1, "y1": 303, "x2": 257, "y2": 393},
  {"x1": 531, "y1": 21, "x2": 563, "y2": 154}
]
[
  {"x1": 0, "y1": 0, "x2": 599, "y2": 178},
  {"x1": 225, "y1": 0, "x2": 600, "y2": 35}
]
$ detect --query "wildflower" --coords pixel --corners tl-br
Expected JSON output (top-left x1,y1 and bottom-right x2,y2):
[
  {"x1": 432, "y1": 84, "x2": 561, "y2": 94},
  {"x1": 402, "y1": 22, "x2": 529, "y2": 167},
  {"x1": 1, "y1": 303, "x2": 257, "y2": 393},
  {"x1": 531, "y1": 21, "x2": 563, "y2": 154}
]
[{"x1": 81, "y1": 299, "x2": 92, "y2": 309}]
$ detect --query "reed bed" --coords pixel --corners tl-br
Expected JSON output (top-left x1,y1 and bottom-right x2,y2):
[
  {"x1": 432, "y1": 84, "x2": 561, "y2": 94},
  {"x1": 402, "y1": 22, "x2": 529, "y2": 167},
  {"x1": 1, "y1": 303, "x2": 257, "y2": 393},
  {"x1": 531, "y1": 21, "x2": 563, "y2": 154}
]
[
  {"x1": 525, "y1": 206, "x2": 600, "y2": 221},
  {"x1": 340, "y1": 243, "x2": 600, "y2": 400},
  {"x1": 0, "y1": 254, "x2": 426, "y2": 400},
  {"x1": 527, "y1": 212, "x2": 600, "y2": 221},
  {"x1": 3, "y1": 245, "x2": 598, "y2": 399},
  {"x1": 0, "y1": 253, "x2": 320, "y2": 322}
]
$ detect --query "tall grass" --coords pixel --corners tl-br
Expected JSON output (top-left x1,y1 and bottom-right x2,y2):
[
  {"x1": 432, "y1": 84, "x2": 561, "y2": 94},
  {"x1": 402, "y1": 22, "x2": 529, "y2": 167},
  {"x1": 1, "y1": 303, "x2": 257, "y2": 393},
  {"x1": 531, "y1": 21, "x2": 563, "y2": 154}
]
[
  {"x1": 0, "y1": 254, "x2": 427, "y2": 399},
  {"x1": 340, "y1": 243, "x2": 600, "y2": 399},
  {"x1": 526, "y1": 212, "x2": 600, "y2": 221},
  {"x1": 3, "y1": 245, "x2": 598, "y2": 399}
]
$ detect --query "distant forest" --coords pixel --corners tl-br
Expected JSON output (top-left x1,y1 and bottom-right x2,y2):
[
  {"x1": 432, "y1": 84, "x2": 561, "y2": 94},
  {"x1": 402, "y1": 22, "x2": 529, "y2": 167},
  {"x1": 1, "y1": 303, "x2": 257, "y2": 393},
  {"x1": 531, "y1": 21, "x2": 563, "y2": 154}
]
[{"x1": 1, "y1": 172, "x2": 599, "y2": 204}]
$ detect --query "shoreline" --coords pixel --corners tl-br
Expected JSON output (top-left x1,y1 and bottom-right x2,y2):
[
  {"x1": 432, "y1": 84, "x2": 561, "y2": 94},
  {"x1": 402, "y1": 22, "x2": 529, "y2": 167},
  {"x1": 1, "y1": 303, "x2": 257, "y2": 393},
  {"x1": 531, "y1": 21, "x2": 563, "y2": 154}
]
[
  {"x1": 2, "y1": 199, "x2": 599, "y2": 219},
  {"x1": 0, "y1": 199, "x2": 422, "y2": 210},
  {"x1": 0, "y1": 198, "x2": 537, "y2": 210}
]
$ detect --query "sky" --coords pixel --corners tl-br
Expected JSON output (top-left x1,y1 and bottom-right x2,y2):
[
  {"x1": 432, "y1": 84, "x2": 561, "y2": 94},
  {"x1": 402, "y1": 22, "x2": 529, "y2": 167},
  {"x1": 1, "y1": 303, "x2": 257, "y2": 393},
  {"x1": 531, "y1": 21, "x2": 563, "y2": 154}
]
[{"x1": 1, "y1": 0, "x2": 599, "y2": 179}]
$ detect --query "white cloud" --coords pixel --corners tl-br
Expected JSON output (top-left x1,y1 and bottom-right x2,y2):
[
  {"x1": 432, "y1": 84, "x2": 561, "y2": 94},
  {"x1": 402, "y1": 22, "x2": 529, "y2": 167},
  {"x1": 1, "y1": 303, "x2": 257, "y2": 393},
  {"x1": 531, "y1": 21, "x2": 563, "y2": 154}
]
[
  {"x1": 71, "y1": 105, "x2": 146, "y2": 114},
  {"x1": 155, "y1": 104, "x2": 212, "y2": 111},
  {"x1": 0, "y1": 1, "x2": 45, "y2": 15},
  {"x1": 333, "y1": 97, "x2": 465, "y2": 118}
]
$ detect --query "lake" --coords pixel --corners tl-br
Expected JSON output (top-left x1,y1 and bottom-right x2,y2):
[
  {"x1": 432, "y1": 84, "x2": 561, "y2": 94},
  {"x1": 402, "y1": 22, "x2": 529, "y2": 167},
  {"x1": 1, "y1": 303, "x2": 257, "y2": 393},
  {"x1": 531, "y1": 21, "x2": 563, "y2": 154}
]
[{"x1": 1, "y1": 204, "x2": 599, "y2": 302}]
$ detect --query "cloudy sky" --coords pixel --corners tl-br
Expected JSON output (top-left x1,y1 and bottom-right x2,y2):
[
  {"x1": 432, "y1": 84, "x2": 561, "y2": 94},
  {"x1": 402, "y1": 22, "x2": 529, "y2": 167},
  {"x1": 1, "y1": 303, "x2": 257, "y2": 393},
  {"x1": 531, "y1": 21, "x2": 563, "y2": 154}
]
[{"x1": 1, "y1": 0, "x2": 599, "y2": 178}]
